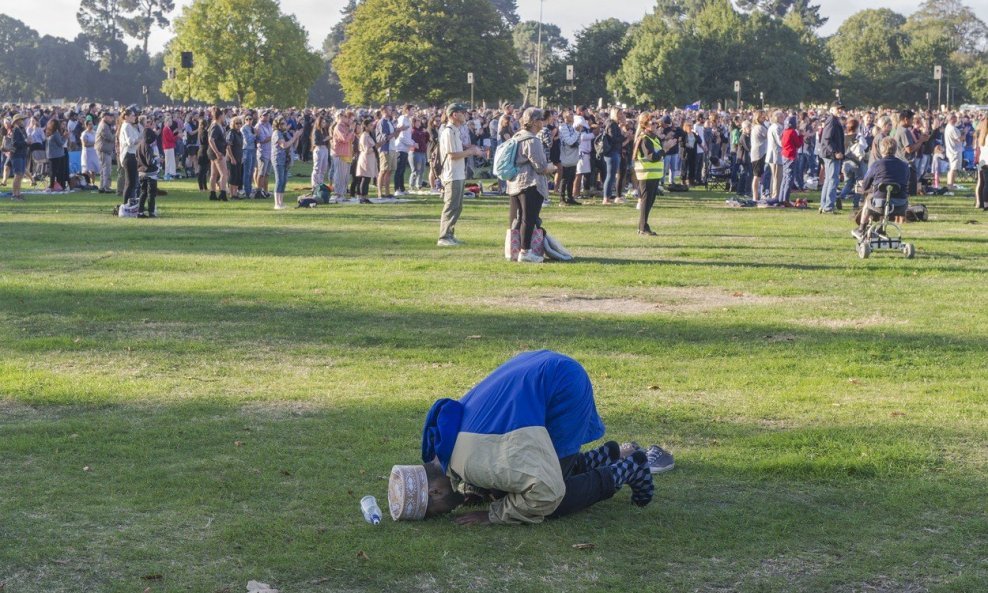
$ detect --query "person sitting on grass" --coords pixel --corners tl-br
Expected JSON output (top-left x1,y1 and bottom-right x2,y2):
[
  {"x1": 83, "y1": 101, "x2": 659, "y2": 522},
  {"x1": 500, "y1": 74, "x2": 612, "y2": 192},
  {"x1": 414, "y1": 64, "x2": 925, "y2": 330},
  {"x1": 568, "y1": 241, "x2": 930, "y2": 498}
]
[
  {"x1": 388, "y1": 350, "x2": 674, "y2": 525},
  {"x1": 853, "y1": 137, "x2": 909, "y2": 241}
]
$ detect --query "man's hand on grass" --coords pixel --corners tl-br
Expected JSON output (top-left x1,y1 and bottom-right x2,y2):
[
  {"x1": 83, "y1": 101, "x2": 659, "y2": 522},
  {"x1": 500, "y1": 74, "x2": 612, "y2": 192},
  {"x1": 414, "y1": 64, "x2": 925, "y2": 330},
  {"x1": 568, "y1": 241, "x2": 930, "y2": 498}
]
[{"x1": 454, "y1": 511, "x2": 490, "y2": 526}]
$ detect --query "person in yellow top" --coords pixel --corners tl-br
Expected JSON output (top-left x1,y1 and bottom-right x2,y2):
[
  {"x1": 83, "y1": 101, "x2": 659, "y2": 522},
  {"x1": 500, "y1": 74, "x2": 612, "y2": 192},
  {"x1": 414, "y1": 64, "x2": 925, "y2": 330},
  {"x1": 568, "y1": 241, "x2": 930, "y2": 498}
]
[{"x1": 632, "y1": 113, "x2": 666, "y2": 236}]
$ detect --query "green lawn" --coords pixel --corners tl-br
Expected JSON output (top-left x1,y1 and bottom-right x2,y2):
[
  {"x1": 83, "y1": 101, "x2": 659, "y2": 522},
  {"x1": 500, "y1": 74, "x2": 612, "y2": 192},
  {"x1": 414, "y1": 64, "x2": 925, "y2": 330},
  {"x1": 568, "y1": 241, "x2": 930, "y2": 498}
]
[{"x1": 1, "y1": 170, "x2": 986, "y2": 593}]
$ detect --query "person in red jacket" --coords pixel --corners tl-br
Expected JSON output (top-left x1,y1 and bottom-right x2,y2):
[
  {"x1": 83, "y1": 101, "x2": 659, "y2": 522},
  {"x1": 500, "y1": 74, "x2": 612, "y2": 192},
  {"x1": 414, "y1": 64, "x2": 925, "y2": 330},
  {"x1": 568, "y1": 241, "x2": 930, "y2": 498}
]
[
  {"x1": 161, "y1": 121, "x2": 177, "y2": 180},
  {"x1": 780, "y1": 116, "x2": 804, "y2": 207}
]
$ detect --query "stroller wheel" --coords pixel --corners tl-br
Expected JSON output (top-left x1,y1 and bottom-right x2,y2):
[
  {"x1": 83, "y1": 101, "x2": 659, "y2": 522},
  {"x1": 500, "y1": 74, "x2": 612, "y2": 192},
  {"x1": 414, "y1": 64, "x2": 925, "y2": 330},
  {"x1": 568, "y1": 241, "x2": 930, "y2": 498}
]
[
  {"x1": 857, "y1": 242, "x2": 872, "y2": 259},
  {"x1": 902, "y1": 243, "x2": 915, "y2": 259}
]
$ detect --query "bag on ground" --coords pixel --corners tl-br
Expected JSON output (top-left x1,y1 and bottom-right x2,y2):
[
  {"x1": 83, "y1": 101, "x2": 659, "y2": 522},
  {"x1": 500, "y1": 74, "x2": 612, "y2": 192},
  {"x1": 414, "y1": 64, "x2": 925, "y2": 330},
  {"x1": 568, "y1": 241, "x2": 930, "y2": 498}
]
[
  {"x1": 505, "y1": 228, "x2": 520, "y2": 261},
  {"x1": 543, "y1": 231, "x2": 574, "y2": 261},
  {"x1": 905, "y1": 204, "x2": 928, "y2": 222}
]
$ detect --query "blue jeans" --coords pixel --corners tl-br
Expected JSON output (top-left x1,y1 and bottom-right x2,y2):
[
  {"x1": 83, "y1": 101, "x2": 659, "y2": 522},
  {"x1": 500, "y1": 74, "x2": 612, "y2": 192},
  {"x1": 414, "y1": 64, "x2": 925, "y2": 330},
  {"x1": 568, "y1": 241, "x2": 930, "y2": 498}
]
[
  {"x1": 794, "y1": 154, "x2": 806, "y2": 189},
  {"x1": 242, "y1": 150, "x2": 255, "y2": 195},
  {"x1": 603, "y1": 150, "x2": 621, "y2": 197},
  {"x1": 410, "y1": 152, "x2": 427, "y2": 190},
  {"x1": 394, "y1": 151, "x2": 409, "y2": 192},
  {"x1": 914, "y1": 154, "x2": 929, "y2": 179},
  {"x1": 839, "y1": 163, "x2": 860, "y2": 208},
  {"x1": 737, "y1": 161, "x2": 751, "y2": 197},
  {"x1": 274, "y1": 159, "x2": 289, "y2": 193},
  {"x1": 779, "y1": 158, "x2": 795, "y2": 203},
  {"x1": 820, "y1": 157, "x2": 840, "y2": 211}
]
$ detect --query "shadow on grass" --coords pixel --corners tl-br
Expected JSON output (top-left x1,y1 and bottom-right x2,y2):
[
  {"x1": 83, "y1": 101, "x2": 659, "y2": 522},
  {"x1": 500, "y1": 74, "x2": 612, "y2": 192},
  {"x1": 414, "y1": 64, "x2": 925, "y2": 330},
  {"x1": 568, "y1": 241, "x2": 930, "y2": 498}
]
[
  {"x1": 1, "y1": 282, "x2": 985, "y2": 370},
  {"x1": 1, "y1": 395, "x2": 985, "y2": 593}
]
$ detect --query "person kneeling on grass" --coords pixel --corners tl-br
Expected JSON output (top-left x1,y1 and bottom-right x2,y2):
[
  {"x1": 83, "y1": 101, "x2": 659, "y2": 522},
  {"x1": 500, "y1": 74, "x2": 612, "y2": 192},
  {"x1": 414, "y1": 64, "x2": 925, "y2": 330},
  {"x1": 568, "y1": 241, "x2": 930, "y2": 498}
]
[{"x1": 388, "y1": 350, "x2": 674, "y2": 525}]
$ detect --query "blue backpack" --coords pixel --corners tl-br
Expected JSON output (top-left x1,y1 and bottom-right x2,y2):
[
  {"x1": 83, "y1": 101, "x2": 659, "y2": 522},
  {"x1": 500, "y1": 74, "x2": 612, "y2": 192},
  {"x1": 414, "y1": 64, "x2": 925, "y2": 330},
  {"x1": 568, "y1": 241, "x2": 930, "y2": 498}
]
[{"x1": 493, "y1": 136, "x2": 532, "y2": 182}]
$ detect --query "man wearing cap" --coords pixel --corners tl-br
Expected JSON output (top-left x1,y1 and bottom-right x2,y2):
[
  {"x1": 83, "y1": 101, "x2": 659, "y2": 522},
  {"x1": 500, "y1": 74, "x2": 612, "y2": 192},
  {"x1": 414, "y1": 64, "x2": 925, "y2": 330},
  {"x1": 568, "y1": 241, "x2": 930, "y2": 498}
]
[
  {"x1": 437, "y1": 104, "x2": 483, "y2": 247},
  {"x1": 95, "y1": 111, "x2": 116, "y2": 193},
  {"x1": 389, "y1": 350, "x2": 672, "y2": 525}
]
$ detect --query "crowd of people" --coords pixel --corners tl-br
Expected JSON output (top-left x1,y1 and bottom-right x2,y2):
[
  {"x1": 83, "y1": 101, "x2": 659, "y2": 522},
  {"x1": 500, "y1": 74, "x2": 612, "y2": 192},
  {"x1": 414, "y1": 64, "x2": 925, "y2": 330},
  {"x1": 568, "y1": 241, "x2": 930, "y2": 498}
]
[{"x1": 1, "y1": 100, "x2": 987, "y2": 252}]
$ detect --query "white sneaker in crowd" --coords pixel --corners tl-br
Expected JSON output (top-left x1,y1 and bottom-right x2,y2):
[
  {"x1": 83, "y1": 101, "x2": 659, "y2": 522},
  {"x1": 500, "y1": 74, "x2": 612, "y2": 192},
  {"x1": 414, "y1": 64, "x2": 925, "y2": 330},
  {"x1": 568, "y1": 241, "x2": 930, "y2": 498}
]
[{"x1": 518, "y1": 250, "x2": 543, "y2": 263}]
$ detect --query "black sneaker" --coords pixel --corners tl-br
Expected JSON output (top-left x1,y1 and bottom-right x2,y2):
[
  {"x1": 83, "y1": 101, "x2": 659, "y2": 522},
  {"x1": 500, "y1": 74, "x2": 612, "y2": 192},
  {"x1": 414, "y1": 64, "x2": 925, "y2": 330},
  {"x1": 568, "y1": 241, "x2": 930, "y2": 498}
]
[
  {"x1": 645, "y1": 445, "x2": 675, "y2": 474},
  {"x1": 218, "y1": 191, "x2": 228, "y2": 202},
  {"x1": 209, "y1": 191, "x2": 218, "y2": 201},
  {"x1": 619, "y1": 441, "x2": 642, "y2": 459}
]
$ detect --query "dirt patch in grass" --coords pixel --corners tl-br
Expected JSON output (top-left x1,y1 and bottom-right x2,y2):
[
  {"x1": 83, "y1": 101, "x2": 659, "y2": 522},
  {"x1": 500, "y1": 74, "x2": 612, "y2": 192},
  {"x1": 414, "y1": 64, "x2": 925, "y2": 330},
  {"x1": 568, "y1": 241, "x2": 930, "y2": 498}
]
[
  {"x1": 478, "y1": 287, "x2": 789, "y2": 316},
  {"x1": 750, "y1": 552, "x2": 831, "y2": 583},
  {"x1": 834, "y1": 577, "x2": 933, "y2": 593},
  {"x1": 795, "y1": 314, "x2": 907, "y2": 330}
]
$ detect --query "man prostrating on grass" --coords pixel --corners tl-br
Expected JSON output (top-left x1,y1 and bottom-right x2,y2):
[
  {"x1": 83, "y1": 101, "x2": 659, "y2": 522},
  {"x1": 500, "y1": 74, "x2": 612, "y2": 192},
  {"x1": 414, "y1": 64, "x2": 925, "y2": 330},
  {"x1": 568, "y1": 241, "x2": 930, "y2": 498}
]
[{"x1": 388, "y1": 350, "x2": 674, "y2": 525}]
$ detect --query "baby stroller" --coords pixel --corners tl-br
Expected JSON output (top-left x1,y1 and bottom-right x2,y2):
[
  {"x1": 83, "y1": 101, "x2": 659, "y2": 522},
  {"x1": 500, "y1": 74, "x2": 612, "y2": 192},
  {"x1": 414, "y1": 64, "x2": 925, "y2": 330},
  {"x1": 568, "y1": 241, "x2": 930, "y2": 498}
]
[
  {"x1": 706, "y1": 157, "x2": 732, "y2": 191},
  {"x1": 852, "y1": 182, "x2": 915, "y2": 259}
]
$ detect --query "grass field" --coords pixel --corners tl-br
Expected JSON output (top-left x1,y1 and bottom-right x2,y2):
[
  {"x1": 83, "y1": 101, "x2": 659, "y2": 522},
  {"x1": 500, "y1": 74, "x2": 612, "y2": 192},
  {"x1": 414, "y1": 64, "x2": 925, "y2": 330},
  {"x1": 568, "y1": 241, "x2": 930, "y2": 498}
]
[{"x1": 1, "y1": 169, "x2": 986, "y2": 593}]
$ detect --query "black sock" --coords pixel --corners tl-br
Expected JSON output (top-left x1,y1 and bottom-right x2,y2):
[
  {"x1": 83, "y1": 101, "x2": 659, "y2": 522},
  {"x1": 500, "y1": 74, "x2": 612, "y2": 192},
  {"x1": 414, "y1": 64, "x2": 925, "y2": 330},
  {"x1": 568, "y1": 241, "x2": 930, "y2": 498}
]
[{"x1": 581, "y1": 441, "x2": 620, "y2": 470}]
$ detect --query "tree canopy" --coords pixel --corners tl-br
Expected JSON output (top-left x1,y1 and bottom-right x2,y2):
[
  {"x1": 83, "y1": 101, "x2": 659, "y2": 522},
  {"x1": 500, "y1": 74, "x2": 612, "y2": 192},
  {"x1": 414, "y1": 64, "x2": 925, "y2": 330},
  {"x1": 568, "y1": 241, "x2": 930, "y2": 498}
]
[
  {"x1": 334, "y1": 0, "x2": 525, "y2": 105},
  {"x1": 161, "y1": 0, "x2": 322, "y2": 106},
  {"x1": 613, "y1": 0, "x2": 827, "y2": 108}
]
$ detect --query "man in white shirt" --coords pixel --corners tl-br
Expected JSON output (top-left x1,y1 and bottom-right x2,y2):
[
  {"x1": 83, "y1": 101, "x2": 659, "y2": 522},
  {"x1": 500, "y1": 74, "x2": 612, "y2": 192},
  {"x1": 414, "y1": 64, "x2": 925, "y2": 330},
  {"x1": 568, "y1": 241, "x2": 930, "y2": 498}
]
[
  {"x1": 394, "y1": 104, "x2": 414, "y2": 196},
  {"x1": 749, "y1": 110, "x2": 769, "y2": 201},
  {"x1": 765, "y1": 110, "x2": 784, "y2": 203},
  {"x1": 437, "y1": 104, "x2": 483, "y2": 247},
  {"x1": 943, "y1": 113, "x2": 964, "y2": 189}
]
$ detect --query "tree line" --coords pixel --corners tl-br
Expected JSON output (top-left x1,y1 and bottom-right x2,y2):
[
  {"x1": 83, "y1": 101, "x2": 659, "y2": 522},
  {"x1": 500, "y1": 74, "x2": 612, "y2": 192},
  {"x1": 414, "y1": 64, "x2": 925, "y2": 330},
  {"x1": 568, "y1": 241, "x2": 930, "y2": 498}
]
[{"x1": 0, "y1": 0, "x2": 985, "y2": 108}]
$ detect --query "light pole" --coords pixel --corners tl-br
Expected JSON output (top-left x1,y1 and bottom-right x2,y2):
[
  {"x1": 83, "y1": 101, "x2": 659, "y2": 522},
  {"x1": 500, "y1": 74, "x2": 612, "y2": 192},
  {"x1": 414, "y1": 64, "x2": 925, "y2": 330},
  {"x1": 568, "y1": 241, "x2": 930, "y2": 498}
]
[
  {"x1": 535, "y1": 0, "x2": 544, "y2": 107},
  {"x1": 934, "y1": 65, "x2": 942, "y2": 110}
]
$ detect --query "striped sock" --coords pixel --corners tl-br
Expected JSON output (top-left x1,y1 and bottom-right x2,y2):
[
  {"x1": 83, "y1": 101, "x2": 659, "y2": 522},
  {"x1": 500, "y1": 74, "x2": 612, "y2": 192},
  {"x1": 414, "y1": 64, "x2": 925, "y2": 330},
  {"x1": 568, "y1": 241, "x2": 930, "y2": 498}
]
[
  {"x1": 581, "y1": 441, "x2": 620, "y2": 469},
  {"x1": 610, "y1": 451, "x2": 654, "y2": 507}
]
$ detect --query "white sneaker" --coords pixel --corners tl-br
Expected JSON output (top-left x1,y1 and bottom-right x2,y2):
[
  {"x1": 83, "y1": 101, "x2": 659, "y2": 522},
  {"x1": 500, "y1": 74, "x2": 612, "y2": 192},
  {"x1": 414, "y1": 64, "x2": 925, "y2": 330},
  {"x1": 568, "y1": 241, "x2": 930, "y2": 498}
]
[
  {"x1": 437, "y1": 237, "x2": 458, "y2": 247},
  {"x1": 273, "y1": 204, "x2": 285, "y2": 210},
  {"x1": 518, "y1": 250, "x2": 543, "y2": 263},
  {"x1": 395, "y1": 190, "x2": 407, "y2": 196}
]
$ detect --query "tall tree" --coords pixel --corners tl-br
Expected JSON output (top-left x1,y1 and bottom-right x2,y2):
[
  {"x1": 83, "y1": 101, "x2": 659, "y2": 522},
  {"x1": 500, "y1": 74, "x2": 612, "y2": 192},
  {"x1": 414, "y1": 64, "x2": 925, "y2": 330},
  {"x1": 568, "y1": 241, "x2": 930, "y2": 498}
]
[
  {"x1": 76, "y1": 0, "x2": 127, "y2": 68},
  {"x1": 0, "y1": 15, "x2": 41, "y2": 101},
  {"x1": 310, "y1": 0, "x2": 360, "y2": 106},
  {"x1": 910, "y1": 0, "x2": 988, "y2": 55},
  {"x1": 161, "y1": 0, "x2": 322, "y2": 106},
  {"x1": 512, "y1": 20, "x2": 568, "y2": 98},
  {"x1": 735, "y1": 0, "x2": 826, "y2": 29},
  {"x1": 489, "y1": 0, "x2": 519, "y2": 26},
  {"x1": 828, "y1": 9, "x2": 908, "y2": 106},
  {"x1": 557, "y1": 18, "x2": 630, "y2": 106},
  {"x1": 119, "y1": 0, "x2": 175, "y2": 56},
  {"x1": 611, "y1": 13, "x2": 702, "y2": 106},
  {"x1": 334, "y1": 0, "x2": 524, "y2": 105}
]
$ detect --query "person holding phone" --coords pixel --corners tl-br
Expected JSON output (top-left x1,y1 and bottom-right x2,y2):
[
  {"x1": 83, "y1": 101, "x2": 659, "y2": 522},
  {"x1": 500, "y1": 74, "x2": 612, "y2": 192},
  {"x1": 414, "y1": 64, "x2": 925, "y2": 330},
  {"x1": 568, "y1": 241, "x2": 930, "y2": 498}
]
[{"x1": 271, "y1": 115, "x2": 302, "y2": 210}]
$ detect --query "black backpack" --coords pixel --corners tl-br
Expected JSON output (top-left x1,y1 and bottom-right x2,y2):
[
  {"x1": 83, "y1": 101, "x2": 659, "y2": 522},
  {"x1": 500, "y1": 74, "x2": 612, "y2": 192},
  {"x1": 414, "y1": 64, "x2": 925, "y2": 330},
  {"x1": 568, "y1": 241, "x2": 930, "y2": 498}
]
[{"x1": 594, "y1": 121, "x2": 613, "y2": 158}]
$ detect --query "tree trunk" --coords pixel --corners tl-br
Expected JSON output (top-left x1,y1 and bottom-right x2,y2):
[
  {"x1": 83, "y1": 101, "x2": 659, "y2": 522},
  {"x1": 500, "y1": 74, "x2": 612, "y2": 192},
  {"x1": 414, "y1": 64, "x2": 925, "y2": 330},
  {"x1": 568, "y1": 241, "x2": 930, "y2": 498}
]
[{"x1": 142, "y1": 2, "x2": 152, "y2": 56}]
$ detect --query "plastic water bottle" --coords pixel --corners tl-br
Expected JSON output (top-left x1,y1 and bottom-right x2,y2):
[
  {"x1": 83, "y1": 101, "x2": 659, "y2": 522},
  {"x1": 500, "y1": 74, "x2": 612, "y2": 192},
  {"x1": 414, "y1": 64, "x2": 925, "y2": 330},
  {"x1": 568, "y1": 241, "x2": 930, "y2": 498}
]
[{"x1": 360, "y1": 495, "x2": 382, "y2": 525}]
